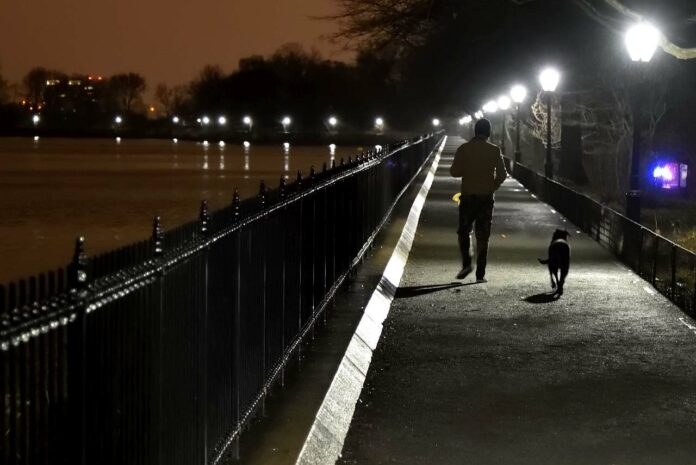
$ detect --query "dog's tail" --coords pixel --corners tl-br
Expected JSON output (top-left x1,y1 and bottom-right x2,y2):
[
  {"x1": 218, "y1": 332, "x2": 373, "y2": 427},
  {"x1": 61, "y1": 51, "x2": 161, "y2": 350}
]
[{"x1": 538, "y1": 258, "x2": 549, "y2": 265}]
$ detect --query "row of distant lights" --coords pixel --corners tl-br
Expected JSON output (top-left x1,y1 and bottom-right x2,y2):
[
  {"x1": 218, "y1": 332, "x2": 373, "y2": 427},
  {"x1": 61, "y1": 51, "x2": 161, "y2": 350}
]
[
  {"x1": 427, "y1": 26, "x2": 659, "y2": 128},
  {"x1": 454, "y1": 22, "x2": 661, "y2": 124}
]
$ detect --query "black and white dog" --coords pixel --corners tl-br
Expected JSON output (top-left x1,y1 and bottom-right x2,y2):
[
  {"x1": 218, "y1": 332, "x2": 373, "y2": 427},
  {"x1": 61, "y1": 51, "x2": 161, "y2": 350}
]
[{"x1": 538, "y1": 229, "x2": 571, "y2": 295}]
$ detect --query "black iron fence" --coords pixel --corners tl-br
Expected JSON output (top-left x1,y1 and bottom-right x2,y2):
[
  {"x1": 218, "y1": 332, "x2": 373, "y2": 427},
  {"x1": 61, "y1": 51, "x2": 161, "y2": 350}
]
[
  {"x1": 507, "y1": 159, "x2": 696, "y2": 315},
  {"x1": 0, "y1": 133, "x2": 444, "y2": 465}
]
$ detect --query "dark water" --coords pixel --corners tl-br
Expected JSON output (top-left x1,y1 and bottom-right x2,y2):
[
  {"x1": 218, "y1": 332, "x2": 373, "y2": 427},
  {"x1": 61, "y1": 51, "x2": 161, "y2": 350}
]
[{"x1": 0, "y1": 137, "x2": 362, "y2": 282}]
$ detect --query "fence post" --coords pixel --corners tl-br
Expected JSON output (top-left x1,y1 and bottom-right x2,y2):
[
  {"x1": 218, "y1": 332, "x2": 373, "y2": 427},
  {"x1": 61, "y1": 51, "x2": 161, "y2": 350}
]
[
  {"x1": 258, "y1": 181, "x2": 267, "y2": 416},
  {"x1": 279, "y1": 178, "x2": 287, "y2": 386},
  {"x1": 230, "y1": 189, "x2": 241, "y2": 460},
  {"x1": 652, "y1": 239, "x2": 659, "y2": 286},
  {"x1": 150, "y1": 217, "x2": 164, "y2": 465},
  {"x1": 198, "y1": 201, "x2": 210, "y2": 463},
  {"x1": 67, "y1": 236, "x2": 88, "y2": 465},
  {"x1": 671, "y1": 245, "x2": 677, "y2": 300}
]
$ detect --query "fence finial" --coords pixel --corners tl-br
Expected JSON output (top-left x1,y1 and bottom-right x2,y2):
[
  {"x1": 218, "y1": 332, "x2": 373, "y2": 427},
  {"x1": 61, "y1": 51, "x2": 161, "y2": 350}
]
[
  {"x1": 259, "y1": 180, "x2": 267, "y2": 208},
  {"x1": 151, "y1": 216, "x2": 163, "y2": 257},
  {"x1": 70, "y1": 236, "x2": 88, "y2": 291},
  {"x1": 310, "y1": 166, "x2": 316, "y2": 184},
  {"x1": 296, "y1": 170, "x2": 303, "y2": 190},
  {"x1": 340, "y1": 157, "x2": 344, "y2": 167},
  {"x1": 279, "y1": 177, "x2": 287, "y2": 199},
  {"x1": 232, "y1": 189, "x2": 240, "y2": 221},
  {"x1": 199, "y1": 200, "x2": 210, "y2": 236},
  {"x1": 331, "y1": 159, "x2": 336, "y2": 170}
]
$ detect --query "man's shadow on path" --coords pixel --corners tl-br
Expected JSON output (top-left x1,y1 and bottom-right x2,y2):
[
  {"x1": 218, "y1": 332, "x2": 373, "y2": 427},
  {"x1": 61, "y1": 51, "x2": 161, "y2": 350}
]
[
  {"x1": 523, "y1": 292, "x2": 561, "y2": 304},
  {"x1": 395, "y1": 282, "x2": 479, "y2": 299}
]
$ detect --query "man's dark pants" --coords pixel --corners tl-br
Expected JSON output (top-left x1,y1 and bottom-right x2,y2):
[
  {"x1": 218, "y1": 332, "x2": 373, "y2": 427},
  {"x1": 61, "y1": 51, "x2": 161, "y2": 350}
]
[{"x1": 458, "y1": 194, "x2": 494, "y2": 280}]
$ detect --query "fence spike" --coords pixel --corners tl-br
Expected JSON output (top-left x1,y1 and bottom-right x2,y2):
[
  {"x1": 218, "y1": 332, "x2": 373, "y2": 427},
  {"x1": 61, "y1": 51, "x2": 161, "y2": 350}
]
[
  {"x1": 259, "y1": 180, "x2": 267, "y2": 208},
  {"x1": 331, "y1": 159, "x2": 336, "y2": 170},
  {"x1": 151, "y1": 216, "x2": 164, "y2": 257},
  {"x1": 310, "y1": 166, "x2": 316, "y2": 183},
  {"x1": 232, "y1": 189, "x2": 241, "y2": 221},
  {"x1": 279, "y1": 177, "x2": 287, "y2": 200},
  {"x1": 70, "y1": 236, "x2": 88, "y2": 292},
  {"x1": 296, "y1": 171, "x2": 303, "y2": 190},
  {"x1": 322, "y1": 162, "x2": 327, "y2": 173},
  {"x1": 199, "y1": 200, "x2": 210, "y2": 236}
]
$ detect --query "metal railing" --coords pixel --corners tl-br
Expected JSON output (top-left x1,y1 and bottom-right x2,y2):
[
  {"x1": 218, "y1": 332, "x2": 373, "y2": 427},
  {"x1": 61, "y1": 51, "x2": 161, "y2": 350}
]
[
  {"x1": 0, "y1": 132, "x2": 444, "y2": 465},
  {"x1": 507, "y1": 159, "x2": 696, "y2": 315}
]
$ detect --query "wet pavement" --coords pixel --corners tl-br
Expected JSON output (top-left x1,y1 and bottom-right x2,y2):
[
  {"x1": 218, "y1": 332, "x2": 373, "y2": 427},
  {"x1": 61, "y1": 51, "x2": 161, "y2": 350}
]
[{"x1": 336, "y1": 137, "x2": 696, "y2": 464}]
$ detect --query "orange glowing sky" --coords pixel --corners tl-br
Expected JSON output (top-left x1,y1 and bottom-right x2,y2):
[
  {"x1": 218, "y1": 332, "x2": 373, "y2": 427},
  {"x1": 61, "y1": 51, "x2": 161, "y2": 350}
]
[{"x1": 0, "y1": 0, "x2": 350, "y2": 88}]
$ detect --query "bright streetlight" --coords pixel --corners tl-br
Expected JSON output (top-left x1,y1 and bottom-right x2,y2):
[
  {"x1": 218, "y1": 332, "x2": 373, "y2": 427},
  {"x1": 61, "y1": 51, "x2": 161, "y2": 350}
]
[
  {"x1": 114, "y1": 115, "x2": 123, "y2": 124},
  {"x1": 217, "y1": 116, "x2": 227, "y2": 126},
  {"x1": 625, "y1": 22, "x2": 660, "y2": 63},
  {"x1": 483, "y1": 100, "x2": 499, "y2": 114},
  {"x1": 510, "y1": 85, "x2": 528, "y2": 162},
  {"x1": 539, "y1": 67, "x2": 560, "y2": 92},
  {"x1": 624, "y1": 22, "x2": 660, "y2": 221},
  {"x1": 375, "y1": 117, "x2": 385, "y2": 132},
  {"x1": 432, "y1": 118, "x2": 441, "y2": 127},
  {"x1": 281, "y1": 116, "x2": 292, "y2": 133},
  {"x1": 497, "y1": 96, "x2": 511, "y2": 111},
  {"x1": 201, "y1": 116, "x2": 210, "y2": 126},
  {"x1": 474, "y1": 111, "x2": 484, "y2": 120},
  {"x1": 328, "y1": 116, "x2": 338, "y2": 127},
  {"x1": 243, "y1": 116, "x2": 253, "y2": 132},
  {"x1": 32, "y1": 114, "x2": 40, "y2": 125},
  {"x1": 497, "y1": 95, "x2": 512, "y2": 154},
  {"x1": 172, "y1": 116, "x2": 180, "y2": 124},
  {"x1": 539, "y1": 67, "x2": 561, "y2": 178}
]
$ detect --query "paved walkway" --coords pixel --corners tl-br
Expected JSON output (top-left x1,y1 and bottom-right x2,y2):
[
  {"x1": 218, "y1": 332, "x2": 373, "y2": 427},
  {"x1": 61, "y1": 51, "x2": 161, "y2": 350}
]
[{"x1": 337, "y1": 137, "x2": 696, "y2": 465}]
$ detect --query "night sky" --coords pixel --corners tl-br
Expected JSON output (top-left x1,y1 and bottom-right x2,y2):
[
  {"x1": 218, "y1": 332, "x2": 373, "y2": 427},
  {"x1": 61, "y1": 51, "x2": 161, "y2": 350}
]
[{"x1": 0, "y1": 0, "x2": 349, "y2": 88}]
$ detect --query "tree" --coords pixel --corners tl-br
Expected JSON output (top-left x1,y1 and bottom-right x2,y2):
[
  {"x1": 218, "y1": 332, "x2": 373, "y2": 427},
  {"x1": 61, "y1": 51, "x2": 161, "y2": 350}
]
[
  {"x1": 108, "y1": 73, "x2": 147, "y2": 113},
  {"x1": 22, "y1": 67, "x2": 64, "y2": 107},
  {"x1": 155, "y1": 83, "x2": 188, "y2": 117},
  {"x1": 0, "y1": 65, "x2": 8, "y2": 103}
]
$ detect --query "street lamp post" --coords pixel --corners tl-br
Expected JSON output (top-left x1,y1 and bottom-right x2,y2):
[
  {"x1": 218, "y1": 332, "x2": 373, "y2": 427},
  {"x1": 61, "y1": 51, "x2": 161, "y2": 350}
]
[
  {"x1": 510, "y1": 85, "x2": 527, "y2": 163},
  {"x1": 497, "y1": 95, "x2": 511, "y2": 155},
  {"x1": 624, "y1": 22, "x2": 660, "y2": 222},
  {"x1": 539, "y1": 68, "x2": 560, "y2": 179}
]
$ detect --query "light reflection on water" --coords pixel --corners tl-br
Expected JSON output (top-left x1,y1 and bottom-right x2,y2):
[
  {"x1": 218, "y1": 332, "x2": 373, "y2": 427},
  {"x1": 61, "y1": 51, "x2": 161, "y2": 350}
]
[{"x1": 0, "y1": 137, "x2": 359, "y2": 282}]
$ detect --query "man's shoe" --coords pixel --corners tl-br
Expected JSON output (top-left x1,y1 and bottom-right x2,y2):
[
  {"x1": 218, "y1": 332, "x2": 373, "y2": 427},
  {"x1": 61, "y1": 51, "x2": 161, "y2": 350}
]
[
  {"x1": 476, "y1": 277, "x2": 487, "y2": 283},
  {"x1": 456, "y1": 266, "x2": 473, "y2": 280}
]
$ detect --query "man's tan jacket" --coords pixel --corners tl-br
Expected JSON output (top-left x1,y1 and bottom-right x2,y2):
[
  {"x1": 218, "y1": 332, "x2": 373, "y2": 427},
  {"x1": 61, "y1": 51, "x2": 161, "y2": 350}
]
[{"x1": 449, "y1": 137, "x2": 508, "y2": 195}]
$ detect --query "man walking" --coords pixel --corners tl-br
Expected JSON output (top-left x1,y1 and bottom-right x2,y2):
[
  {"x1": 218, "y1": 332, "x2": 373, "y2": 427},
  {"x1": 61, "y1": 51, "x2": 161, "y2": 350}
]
[{"x1": 450, "y1": 119, "x2": 507, "y2": 281}]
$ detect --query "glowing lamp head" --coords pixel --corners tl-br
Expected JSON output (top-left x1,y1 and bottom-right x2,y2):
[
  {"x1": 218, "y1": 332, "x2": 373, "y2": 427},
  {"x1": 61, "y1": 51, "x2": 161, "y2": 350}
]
[
  {"x1": 172, "y1": 116, "x2": 180, "y2": 124},
  {"x1": 625, "y1": 22, "x2": 660, "y2": 63},
  {"x1": 474, "y1": 111, "x2": 484, "y2": 119},
  {"x1": 483, "y1": 100, "x2": 499, "y2": 114},
  {"x1": 282, "y1": 116, "x2": 292, "y2": 126},
  {"x1": 243, "y1": 141, "x2": 251, "y2": 148},
  {"x1": 497, "y1": 95, "x2": 511, "y2": 111},
  {"x1": 375, "y1": 117, "x2": 384, "y2": 127},
  {"x1": 539, "y1": 68, "x2": 561, "y2": 92},
  {"x1": 328, "y1": 116, "x2": 338, "y2": 127},
  {"x1": 464, "y1": 115, "x2": 472, "y2": 124},
  {"x1": 432, "y1": 118, "x2": 441, "y2": 127},
  {"x1": 510, "y1": 85, "x2": 527, "y2": 104},
  {"x1": 114, "y1": 116, "x2": 123, "y2": 124},
  {"x1": 217, "y1": 116, "x2": 227, "y2": 125},
  {"x1": 201, "y1": 116, "x2": 210, "y2": 125},
  {"x1": 243, "y1": 116, "x2": 252, "y2": 125},
  {"x1": 32, "y1": 114, "x2": 40, "y2": 124}
]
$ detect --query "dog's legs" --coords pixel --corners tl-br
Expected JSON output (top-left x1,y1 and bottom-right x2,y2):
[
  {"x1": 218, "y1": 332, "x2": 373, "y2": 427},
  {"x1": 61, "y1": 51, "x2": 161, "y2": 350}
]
[
  {"x1": 548, "y1": 267, "x2": 556, "y2": 289},
  {"x1": 558, "y1": 266, "x2": 569, "y2": 295}
]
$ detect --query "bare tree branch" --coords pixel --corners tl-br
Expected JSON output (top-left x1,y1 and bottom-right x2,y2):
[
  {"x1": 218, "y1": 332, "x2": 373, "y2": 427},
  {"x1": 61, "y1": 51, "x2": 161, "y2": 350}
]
[{"x1": 601, "y1": 0, "x2": 696, "y2": 60}]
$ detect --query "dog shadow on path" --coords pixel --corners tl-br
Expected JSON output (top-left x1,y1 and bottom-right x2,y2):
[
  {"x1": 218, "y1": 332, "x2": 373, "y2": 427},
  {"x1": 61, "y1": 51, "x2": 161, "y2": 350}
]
[
  {"x1": 395, "y1": 282, "x2": 472, "y2": 299},
  {"x1": 523, "y1": 292, "x2": 561, "y2": 304}
]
